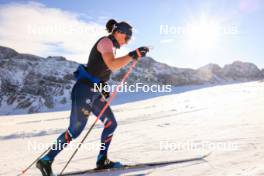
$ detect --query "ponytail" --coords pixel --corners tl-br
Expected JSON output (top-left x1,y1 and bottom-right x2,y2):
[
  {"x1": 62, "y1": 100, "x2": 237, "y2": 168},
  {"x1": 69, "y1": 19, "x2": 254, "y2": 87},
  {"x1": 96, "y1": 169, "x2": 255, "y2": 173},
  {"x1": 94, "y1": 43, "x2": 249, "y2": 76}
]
[{"x1": 106, "y1": 19, "x2": 117, "y2": 33}]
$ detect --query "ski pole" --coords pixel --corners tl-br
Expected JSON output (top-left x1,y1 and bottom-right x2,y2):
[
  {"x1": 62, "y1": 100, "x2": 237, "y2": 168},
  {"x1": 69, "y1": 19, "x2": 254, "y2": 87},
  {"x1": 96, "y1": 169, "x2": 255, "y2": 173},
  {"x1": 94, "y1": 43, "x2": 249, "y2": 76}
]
[{"x1": 59, "y1": 59, "x2": 138, "y2": 175}]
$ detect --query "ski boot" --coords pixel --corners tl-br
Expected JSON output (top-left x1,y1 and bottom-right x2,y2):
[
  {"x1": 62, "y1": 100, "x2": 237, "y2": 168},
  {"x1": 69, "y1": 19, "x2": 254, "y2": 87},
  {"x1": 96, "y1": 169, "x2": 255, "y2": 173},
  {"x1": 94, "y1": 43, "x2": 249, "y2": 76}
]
[
  {"x1": 96, "y1": 155, "x2": 122, "y2": 170},
  {"x1": 36, "y1": 157, "x2": 53, "y2": 176}
]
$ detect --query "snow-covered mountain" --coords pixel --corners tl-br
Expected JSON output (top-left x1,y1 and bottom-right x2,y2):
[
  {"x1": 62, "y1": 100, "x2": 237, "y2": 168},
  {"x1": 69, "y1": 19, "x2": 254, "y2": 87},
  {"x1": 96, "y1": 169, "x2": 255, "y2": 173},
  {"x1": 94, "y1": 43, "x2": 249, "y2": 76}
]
[
  {"x1": 221, "y1": 61, "x2": 264, "y2": 81},
  {"x1": 0, "y1": 46, "x2": 263, "y2": 115},
  {"x1": 114, "y1": 59, "x2": 263, "y2": 85},
  {"x1": 0, "y1": 46, "x2": 78, "y2": 115}
]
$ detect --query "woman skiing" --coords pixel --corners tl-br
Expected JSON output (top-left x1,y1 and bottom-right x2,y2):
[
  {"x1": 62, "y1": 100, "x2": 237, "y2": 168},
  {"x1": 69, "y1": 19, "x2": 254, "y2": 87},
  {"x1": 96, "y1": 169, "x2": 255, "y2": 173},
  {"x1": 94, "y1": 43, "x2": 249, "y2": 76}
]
[{"x1": 36, "y1": 19, "x2": 149, "y2": 176}]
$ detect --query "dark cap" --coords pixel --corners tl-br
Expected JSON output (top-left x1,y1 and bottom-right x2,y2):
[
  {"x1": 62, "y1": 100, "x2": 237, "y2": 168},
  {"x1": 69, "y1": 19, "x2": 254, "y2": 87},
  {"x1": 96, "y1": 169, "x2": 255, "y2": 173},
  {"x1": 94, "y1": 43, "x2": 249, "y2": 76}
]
[{"x1": 113, "y1": 22, "x2": 133, "y2": 37}]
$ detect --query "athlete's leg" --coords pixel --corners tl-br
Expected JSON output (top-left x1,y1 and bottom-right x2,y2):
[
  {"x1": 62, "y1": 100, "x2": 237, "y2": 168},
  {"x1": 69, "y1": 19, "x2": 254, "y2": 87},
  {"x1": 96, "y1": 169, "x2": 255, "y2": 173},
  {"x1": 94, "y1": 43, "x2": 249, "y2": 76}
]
[
  {"x1": 43, "y1": 82, "x2": 95, "y2": 161},
  {"x1": 91, "y1": 96, "x2": 118, "y2": 160}
]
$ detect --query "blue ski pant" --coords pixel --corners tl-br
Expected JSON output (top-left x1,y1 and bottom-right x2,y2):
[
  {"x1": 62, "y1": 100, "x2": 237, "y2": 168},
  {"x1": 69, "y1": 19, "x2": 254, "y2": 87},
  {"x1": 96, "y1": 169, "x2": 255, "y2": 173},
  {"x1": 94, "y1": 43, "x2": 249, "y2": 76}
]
[{"x1": 44, "y1": 80, "x2": 117, "y2": 161}]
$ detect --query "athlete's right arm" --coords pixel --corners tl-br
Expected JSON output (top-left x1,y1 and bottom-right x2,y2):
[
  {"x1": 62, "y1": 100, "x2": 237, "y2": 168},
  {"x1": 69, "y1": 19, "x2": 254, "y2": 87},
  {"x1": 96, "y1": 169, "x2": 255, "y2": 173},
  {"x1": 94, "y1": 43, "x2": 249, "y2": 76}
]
[
  {"x1": 98, "y1": 38, "x2": 149, "y2": 72},
  {"x1": 97, "y1": 37, "x2": 133, "y2": 72},
  {"x1": 101, "y1": 52, "x2": 132, "y2": 72}
]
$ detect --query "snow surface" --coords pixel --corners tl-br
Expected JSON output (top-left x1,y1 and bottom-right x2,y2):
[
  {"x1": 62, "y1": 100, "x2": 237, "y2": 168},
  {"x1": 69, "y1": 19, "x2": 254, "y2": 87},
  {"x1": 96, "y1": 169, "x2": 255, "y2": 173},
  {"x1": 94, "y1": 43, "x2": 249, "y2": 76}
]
[{"x1": 0, "y1": 81, "x2": 264, "y2": 176}]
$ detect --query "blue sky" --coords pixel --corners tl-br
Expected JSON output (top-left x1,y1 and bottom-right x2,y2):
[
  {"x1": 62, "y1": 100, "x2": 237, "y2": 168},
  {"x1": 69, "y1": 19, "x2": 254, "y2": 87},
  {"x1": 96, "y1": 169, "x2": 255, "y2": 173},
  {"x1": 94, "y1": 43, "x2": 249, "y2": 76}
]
[{"x1": 0, "y1": 0, "x2": 263, "y2": 68}]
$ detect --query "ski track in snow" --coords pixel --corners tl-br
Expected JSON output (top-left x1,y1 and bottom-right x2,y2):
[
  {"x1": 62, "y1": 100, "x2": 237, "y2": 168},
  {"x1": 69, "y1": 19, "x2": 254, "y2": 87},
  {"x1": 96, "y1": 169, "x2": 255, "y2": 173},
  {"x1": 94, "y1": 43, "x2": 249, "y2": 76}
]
[{"x1": 0, "y1": 81, "x2": 264, "y2": 176}]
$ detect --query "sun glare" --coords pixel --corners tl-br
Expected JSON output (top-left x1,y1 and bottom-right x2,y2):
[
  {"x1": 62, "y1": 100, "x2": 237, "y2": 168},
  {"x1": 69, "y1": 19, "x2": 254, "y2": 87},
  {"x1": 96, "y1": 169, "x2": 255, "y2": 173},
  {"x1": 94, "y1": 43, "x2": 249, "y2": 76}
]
[{"x1": 185, "y1": 15, "x2": 220, "y2": 51}]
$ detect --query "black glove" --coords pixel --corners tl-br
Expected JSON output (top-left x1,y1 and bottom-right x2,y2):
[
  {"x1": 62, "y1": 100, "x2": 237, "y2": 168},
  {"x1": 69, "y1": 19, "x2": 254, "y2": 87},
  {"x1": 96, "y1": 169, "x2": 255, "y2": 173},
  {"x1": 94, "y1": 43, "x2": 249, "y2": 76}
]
[
  {"x1": 99, "y1": 82, "x2": 110, "y2": 99},
  {"x1": 129, "y1": 47, "x2": 149, "y2": 60},
  {"x1": 102, "y1": 89, "x2": 110, "y2": 99}
]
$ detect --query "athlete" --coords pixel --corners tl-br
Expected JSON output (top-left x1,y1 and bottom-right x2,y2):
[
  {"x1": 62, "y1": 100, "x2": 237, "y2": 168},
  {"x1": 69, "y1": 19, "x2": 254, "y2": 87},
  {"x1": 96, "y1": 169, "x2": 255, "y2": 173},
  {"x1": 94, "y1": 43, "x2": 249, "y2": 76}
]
[{"x1": 36, "y1": 19, "x2": 149, "y2": 176}]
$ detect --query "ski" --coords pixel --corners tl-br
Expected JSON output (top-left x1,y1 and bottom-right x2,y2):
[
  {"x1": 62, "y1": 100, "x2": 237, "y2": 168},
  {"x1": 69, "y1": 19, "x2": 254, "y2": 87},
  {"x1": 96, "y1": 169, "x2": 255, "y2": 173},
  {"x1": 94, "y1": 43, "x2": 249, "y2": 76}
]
[{"x1": 60, "y1": 152, "x2": 211, "y2": 176}]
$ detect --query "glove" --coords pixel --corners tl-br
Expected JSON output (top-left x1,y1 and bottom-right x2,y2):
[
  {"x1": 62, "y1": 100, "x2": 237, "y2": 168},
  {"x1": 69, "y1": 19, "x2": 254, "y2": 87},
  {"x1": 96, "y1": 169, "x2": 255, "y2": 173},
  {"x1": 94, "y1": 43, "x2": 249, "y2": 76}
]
[
  {"x1": 129, "y1": 47, "x2": 149, "y2": 60},
  {"x1": 99, "y1": 82, "x2": 110, "y2": 99},
  {"x1": 102, "y1": 89, "x2": 110, "y2": 99}
]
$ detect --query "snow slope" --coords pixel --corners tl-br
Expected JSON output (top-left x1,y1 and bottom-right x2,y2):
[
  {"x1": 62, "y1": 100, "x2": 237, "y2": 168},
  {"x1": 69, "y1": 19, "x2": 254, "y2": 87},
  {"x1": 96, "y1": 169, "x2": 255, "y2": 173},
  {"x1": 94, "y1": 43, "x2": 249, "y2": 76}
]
[{"x1": 0, "y1": 81, "x2": 264, "y2": 176}]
